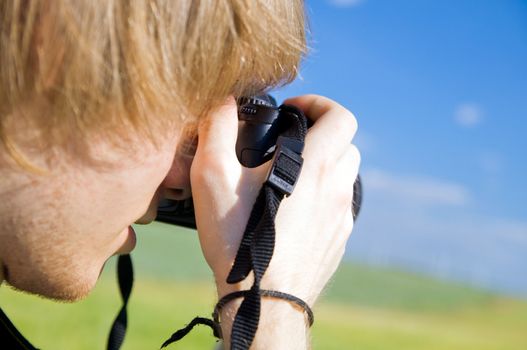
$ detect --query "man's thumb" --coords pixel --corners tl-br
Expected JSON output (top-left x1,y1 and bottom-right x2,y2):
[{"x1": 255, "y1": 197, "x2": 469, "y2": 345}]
[{"x1": 195, "y1": 96, "x2": 239, "y2": 165}]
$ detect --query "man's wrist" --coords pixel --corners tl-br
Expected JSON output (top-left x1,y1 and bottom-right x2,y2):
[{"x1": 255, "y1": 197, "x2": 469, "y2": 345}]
[
  {"x1": 213, "y1": 268, "x2": 316, "y2": 349},
  {"x1": 217, "y1": 294, "x2": 310, "y2": 350}
]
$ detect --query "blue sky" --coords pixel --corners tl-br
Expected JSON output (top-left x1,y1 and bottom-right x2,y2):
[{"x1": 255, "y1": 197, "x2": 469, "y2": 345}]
[{"x1": 274, "y1": 0, "x2": 527, "y2": 296}]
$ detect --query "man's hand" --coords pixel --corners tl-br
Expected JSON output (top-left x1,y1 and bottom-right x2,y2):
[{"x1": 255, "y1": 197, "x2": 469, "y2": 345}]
[{"x1": 190, "y1": 95, "x2": 360, "y2": 348}]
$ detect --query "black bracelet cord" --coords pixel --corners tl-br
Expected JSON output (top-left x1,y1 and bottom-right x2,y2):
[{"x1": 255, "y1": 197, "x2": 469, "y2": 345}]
[
  {"x1": 161, "y1": 105, "x2": 310, "y2": 349},
  {"x1": 160, "y1": 289, "x2": 314, "y2": 349},
  {"x1": 214, "y1": 289, "x2": 314, "y2": 329}
]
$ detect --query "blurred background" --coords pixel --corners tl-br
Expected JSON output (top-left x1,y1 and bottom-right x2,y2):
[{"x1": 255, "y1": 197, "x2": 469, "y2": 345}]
[
  {"x1": 275, "y1": 0, "x2": 527, "y2": 298},
  {"x1": 1, "y1": 0, "x2": 526, "y2": 349}
]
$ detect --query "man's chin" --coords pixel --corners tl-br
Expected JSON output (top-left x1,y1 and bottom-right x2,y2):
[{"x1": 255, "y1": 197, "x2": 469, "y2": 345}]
[{"x1": 5, "y1": 269, "x2": 98, "y2": 302}]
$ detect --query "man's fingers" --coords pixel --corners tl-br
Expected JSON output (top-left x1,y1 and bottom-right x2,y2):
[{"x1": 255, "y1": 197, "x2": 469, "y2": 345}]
[
  {"x1": 285, "y1": 95, "x2": 358, "y2": 156},
  {"x1": 284, "y1": 95, "x2": 337, "y2": 122},
  {"x1": 337, "y1": 144, "x2": 361, "y2": 204}
]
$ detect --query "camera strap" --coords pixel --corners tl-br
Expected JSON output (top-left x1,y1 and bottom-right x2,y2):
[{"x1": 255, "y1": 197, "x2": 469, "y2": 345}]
[
  {"x1": 225, "y1": 106, "x2": 307, "y2": 350},
  {"x1": 107, "y1": 254, "x2": 134, "y2": 350},
  {"x1": 0, "y1": 308, "x2": 39, "y2": 349},
  {"x1": 161, "y1": 105, "x2": 309, "y2": 350}
]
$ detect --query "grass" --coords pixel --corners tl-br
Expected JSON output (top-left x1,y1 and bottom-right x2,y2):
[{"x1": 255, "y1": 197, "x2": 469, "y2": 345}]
[{"x1": 1, "y1": 222, "x2": 526, "y2": 349}]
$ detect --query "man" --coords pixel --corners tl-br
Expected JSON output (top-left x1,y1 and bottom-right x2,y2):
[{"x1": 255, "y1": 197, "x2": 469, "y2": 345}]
[{"x1": 0, "y1": 1, "x2": 360, "y2": 348}]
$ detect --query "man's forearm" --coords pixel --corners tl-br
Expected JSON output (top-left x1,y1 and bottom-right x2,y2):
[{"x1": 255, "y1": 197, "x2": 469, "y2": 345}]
[{"x1": 218, "y1": 297, "x2": 310, "y2": 349}]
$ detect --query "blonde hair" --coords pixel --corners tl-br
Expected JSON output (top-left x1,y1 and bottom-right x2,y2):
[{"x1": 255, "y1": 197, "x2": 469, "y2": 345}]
[{"x1": 0, "y1": 0, "x2": 306, "y2": 168}]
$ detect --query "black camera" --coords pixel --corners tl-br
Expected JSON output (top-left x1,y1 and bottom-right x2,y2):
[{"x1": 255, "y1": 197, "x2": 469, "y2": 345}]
[{"x1": 156, "y1": 95, "x2": 362, "y2": 228}]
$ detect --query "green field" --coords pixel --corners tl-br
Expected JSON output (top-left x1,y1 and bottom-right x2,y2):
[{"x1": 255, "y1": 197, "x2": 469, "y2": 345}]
[{"x1": 1, "y1": 222, "x2": 526, "y2": 349}]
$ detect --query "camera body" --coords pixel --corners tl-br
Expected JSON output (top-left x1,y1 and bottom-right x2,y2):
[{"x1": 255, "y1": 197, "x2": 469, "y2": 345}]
[{"x1": 156, "y1": 95, "x2": 362, "y2": 228}]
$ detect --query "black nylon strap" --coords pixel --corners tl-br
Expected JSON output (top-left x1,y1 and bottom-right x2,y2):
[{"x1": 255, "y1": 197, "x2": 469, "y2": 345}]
[
  {"x1": 227, "y1": 106, "x2": 307, "y2": 285},
  {"x1": 0, "y1": 308, "x2": 39, "y2": 350},
  {"x1": 107, "y1": 254, "x2": 134, "y2": 350},
  {"x1": 226, "y1": 107, "x2": 307, "y2": 350},
  {"x1": 227, "y1": 186, "x2": 281, "y2": 350}
]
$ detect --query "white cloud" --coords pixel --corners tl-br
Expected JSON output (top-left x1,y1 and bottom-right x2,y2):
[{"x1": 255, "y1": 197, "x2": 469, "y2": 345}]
[
  {"x1": 479, "y1": 152, "x2": 503, "y2": 174},
  {"x1": 454, "y1": 103, "x2": 483, "y2": 127},
  {"x1": 485, "y1": 219, "x2": 527, "y2": 244},
  {"x1": 348, "y1": 169, "x2": 527, "y2": 294},
  {"x1": 363, "y1": 168, "x2": 470, "y2": 206},
  {"x1": 349, "y1": 199, "x2": 527, "y2": 294},
  {"x1": 328, "y1": 0, "x2": 364, "y2": 8}
]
